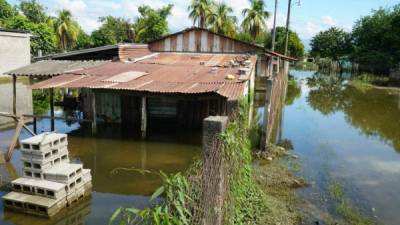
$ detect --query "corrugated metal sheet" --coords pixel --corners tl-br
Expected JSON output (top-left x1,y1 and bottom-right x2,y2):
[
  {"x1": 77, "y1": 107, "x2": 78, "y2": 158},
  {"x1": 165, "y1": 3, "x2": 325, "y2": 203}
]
[
  {"x1": 149, "y1": 27, "x2": 264, "y2": 53},
  {"x1": 32, "y1": 53, "x2": 257, "y2": 100},
  {"x1": 6, "y1": 60, "x2": 108, "y2": 76},
  {"x1": 149, "y1": 27, "x2": 264, "y2": 54}
]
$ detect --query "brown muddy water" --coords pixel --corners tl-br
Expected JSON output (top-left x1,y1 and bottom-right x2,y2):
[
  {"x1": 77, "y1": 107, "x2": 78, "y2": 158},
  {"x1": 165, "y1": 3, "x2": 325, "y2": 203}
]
[
  {"x1": 255, "y1": 70, "x2": 400, "y2": 224},
  {"x1": 0, "y1": 78, "x2": 201, "y2": 224}
]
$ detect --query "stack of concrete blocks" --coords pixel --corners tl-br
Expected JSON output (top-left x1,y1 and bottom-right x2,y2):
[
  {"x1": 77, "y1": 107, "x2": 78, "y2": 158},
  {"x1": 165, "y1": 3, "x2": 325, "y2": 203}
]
[{"x1": 2, "y1": 133, "x2": 92, "y2": 217}]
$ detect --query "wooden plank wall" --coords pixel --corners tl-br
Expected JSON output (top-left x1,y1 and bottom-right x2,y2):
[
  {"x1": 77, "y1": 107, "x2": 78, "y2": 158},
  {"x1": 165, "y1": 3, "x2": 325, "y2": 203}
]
[{"x1": 149, "y1": 29, "x2": 260, "y2": 53}]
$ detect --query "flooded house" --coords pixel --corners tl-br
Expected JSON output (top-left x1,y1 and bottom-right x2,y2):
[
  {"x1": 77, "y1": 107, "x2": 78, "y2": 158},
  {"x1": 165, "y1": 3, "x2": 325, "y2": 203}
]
[{"x1": 6, "y1": 27, "x2": 295, "y2": 138}]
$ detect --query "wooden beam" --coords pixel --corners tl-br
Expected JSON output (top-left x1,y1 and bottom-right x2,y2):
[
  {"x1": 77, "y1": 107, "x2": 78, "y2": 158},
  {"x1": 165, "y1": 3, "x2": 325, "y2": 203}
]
[
  {"x1": 50, "y1": 88, "x2": 55, "y2": 131},
  {"x1": 12, "y1": 75, "x2": 16, "y2": 115},
  {"x1": 141, "y1": 96, "x2": 147, "y2": 139},
  {"x1": 6, "y1": 118, "x2": 25, "y2": 162}
]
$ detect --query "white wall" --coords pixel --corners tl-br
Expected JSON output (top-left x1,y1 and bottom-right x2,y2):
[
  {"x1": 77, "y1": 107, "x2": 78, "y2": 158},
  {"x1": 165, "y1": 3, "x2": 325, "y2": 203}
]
[{"x1": 0, "y1": 31, "x2": 31, "y2": 75}]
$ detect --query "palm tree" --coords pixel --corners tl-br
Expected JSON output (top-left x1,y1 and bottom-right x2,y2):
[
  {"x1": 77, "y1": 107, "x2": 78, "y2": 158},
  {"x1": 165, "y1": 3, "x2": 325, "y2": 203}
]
[
  {"x1": 53, "y1": 9, "x2": 79, "y2": 51},
  {"x1": 208, "y1": 3, "x2": 237, "y2": 37},
  {"x1": 241, "y1": 0, "x2": 270, "y2": 40},
  {"x1": 188, "y1": 0, "x2": 215, "y2": 28}
]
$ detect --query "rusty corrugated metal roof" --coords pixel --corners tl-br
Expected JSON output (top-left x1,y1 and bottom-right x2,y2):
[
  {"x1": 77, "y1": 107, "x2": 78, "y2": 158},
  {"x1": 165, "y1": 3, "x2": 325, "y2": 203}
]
[{"x1": 32, "y1": 53, "x2": 256, "y2": 100}]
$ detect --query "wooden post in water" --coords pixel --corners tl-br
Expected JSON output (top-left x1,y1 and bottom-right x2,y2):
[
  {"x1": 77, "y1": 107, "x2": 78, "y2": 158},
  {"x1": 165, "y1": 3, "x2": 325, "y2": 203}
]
[
  {"x1": 50, "y1": 88, "x2": 55, "y2": 131},
  {"x1": 12, "y1": 75, "x2": 17, "y2": 115},
  {"x1": 33, "y1": 117, "x2": 37, "y2": 134},
  {"x1": 91, "y1": 90, "x2": 97, "y2": 135},
  {"x1": 141, "y1": 96, "x2": 147, "y2": 139}
]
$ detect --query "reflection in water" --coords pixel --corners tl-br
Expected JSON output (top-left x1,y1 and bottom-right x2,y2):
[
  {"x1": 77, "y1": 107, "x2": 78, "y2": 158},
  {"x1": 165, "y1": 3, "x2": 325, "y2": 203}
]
[
  {"x1": 306, "y1": 72, "x2": 400, "y2": 151},
  {"x1": 269, "y1": 70, "x2": 400, "y2": 225},
  {"x1": 3, "y1": 197, "x2": 91, "y2": 225},
  {"x1": 0, "y1": 116, "x2": 200, "y2": 224}
]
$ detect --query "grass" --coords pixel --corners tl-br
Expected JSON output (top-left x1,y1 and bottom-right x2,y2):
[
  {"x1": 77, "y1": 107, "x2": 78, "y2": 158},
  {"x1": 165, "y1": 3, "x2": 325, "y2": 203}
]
[
  {"x1": 253, "y1": 144, "x2": 307, "y2": 225},
  {"x1": 327, "y1": 181, "x2": 376, "y2": 225}
]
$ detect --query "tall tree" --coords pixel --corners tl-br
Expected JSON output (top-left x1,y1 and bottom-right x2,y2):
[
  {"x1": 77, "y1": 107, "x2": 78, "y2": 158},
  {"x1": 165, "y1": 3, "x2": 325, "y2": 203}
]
[
  {"x1": 0, "y1": 0, "x2": 16, "y2": 21},
  {"x1": 208, "y1": 2, "x2": 237, "y2": 37},
  {"x1": 266, "y1": 27, "x2": 304, "y2": 58},
  {"x1": 134, "y1": 4, "x2": 173, "y2": 43},
  {"x1": 188, "y1": 0, "x2": 215, "y2": 28},
  {"x1": 241, "y1": 0, "x2": 270, "y2": 40},
  {"x1": 53, "y1": 9, "x2": 80, "y2": 51},
  {"x1": 310, "y1": 27, "x2": 352, "y2": 62},
  {"x1": 351, "y1": 4, "x2": 400, "y2": 74},
  {"x1": 19, "y1": 0, "x2": 47, "y2": 23}
]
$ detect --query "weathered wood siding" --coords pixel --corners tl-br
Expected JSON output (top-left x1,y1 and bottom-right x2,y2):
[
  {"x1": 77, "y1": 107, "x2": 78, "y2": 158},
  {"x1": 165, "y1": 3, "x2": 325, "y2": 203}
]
[{"x1": 149, "y1": 29, "x2": 261, "y2": 53}]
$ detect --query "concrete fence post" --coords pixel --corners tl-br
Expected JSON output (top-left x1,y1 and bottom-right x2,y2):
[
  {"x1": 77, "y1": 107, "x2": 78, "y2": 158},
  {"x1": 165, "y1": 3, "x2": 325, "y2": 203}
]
[
  {"x1": 261, "y1": 78, "x2": 274, "y2": 150},
  {"x1": 201, "y1": 116, "x2": 228, "y2": 225}
]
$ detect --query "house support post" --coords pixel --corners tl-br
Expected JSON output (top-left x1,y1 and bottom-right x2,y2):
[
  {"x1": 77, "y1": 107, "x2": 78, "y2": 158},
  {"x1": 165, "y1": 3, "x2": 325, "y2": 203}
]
[
  {"x1": 12, "y1": 75, "x2": 17, "y2": 115},
  {"x1": 141, "y1": 96, "x2": 147, "y2": 139},
  {"x1": 33, "y1": 117, "x2": 37, "y2": 134},
  {"x1": 50, "y1": 88, "x2": 55, "y2": 131}
]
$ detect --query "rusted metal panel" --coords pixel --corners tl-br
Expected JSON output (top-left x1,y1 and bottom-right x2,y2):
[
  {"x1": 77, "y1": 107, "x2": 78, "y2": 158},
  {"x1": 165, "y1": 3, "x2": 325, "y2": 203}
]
[
  {"x1": 212, "y1": 35, "x2": 220, "y2": 52},
  {"x1": 171, "y1": 35, "x2": 177, "y2": 52},
  {"x1": 188, "y1": 30, "x2": 196, "y2": 52},
  {"x1": 195, "y1": 30, "x2": 202, "y2": 52},
  {"x1": 164, "y1": 38, "x2": 171, "y2": 51},
  {"x1": 207, "y1": 32, "x2": 214, "y2": 52},
  {"x1": 183, "y1": 32, "x2": 189, "y2": 52},
  {"x1": 201, "y1": 31, "x2": 208, "y2": 52},
  {"x1": 176, "y1": 34, "x2": 183, "y2": 51}
]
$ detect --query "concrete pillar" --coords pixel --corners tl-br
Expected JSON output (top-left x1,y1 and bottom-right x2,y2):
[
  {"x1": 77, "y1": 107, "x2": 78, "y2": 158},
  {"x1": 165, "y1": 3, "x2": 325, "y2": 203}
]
[
  {"x1": 141, "y1": 97, "x2": 147, "y2": 139},
  {"x1": 50, "y1": 88, "x2": 55, "y2": 131},
  {"x1": 201, "y1": 116, "x2": 228, "y2": 225},
  {"x1": 12, "y1": 75, "x2": 16, "y2": 115},
  {"x1": 261, "y1": 79, "x2": 274, "y2": 150}
]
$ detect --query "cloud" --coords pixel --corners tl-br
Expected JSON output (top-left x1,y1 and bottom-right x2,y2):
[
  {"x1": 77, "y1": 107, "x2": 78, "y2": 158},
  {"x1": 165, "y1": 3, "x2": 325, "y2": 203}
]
[{"x1": 321, "y1": 16, "x2": 336, "y2": 26}]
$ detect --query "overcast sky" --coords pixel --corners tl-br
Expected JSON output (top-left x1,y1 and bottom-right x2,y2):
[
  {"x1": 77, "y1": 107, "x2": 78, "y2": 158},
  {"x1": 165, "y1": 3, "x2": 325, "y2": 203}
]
[{"x1": 7, "y1": 0, "x2": 399, "y2": 42}]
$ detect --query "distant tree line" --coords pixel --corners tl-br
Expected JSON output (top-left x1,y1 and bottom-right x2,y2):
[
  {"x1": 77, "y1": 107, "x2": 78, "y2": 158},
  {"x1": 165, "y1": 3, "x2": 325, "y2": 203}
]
[
  {"x1": 0, "y1": 0, "x2": 305, "y2": 58},
  {"x1": 310, "y1": 4, "x2": 400, "y2": 74}
]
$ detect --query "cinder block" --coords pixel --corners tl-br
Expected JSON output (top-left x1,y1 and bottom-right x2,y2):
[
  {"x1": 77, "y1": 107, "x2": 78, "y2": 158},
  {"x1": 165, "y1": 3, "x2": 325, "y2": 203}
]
[{"x1": 44, "y1": 163, "x2": 83, "y2": 184}]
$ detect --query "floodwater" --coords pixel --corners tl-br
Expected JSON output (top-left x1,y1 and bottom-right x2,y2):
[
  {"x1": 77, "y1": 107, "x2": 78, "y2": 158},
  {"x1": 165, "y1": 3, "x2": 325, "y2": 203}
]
[
  {"x1": 0, "y1": 77, "x2": 200, "y2": 224},
  {"x1": 256, "y1": 70, "x2": 400, "y2": 224}
]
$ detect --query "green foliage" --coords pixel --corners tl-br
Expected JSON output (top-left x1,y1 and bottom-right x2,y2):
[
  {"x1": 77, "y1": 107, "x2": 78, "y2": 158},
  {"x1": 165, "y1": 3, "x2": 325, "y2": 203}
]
[
  {"x1": 75, "y1": 30, "x2": 92, "y2": 49},
  {"x1": 188, "y1": 0, "x2": 215, "y2": 28},
  {"x1": 91, "y1": 16, "x2": 134, "y2": 47},
  {"x1": 310, "y1": 27, "x2": 352, "y2": 61},
  {"x1": 351, "y1": 4, "x2": 400, "y2": 73},
  {"x1": 91, "y1": 28, "x2": 116, "y2": 47},
  {"x1": 53, "y1": 9, "x2": 80, "y2": 51},
  {"x1": 0, "y1": 0, "x2": 16, "y2": 21},
  {"x1": 3, "y1": 14, "x2": 56, "y2": 55},
  {"x1": 134, "y1": 4, "x2": 173, "y2": 43},
  {"x1": 221, "y1": 99, "x2": 269, "y2": 225},
  {"x1": 208, "y1": 2, "x2": 237, "y2": 37},
  {"x1": 109, "y1": 165, "x2": 201, "y2": 225},
  {"x1": 236, "y1": 30, "x2": 268, "y2": 46},
  {"x1": 266, "y1": 27, "x2": 304, "y2": 58},
  {"x1": 32, "y1": 89, "x2": 62, "y2": 114},
  {"x1": 19, "y1": 0, "x2": 48, "y2": 23},
  {"x1": 241, "y1": 0, "x2": 270, "y2": 40}
]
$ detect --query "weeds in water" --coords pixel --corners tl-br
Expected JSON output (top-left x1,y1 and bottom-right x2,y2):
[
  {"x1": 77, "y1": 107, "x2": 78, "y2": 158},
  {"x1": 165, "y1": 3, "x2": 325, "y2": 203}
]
[{"x1": 327, "y1": 181, "x2": 375, "y2": 225}]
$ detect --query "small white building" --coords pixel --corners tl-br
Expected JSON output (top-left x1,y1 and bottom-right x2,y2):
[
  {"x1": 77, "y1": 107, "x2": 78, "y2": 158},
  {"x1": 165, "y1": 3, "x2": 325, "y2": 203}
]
[{"x1": 0, "y1": 28, "x2": 31, "y2": 76}]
